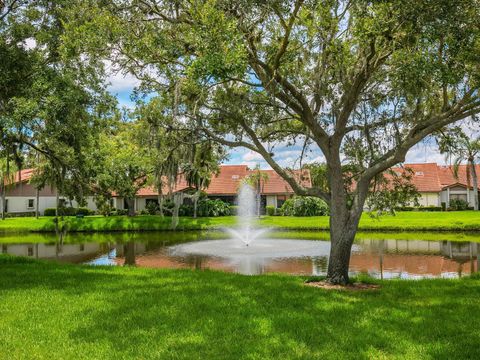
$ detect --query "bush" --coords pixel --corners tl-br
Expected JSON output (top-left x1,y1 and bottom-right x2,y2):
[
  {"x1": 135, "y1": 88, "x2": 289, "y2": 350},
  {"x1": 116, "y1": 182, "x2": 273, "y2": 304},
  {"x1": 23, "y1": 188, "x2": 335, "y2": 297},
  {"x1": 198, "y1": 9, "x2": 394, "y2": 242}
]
[
  {"x1": 178, "y1": 204, "x2": 194, "y2": 217},
  {"x1": 145, "y1": 201, "x2": 159, "y2": 215},
  {"x1": 280, "y1": 196, "x2": 329, "y2": 216},
  {"x1": 418, "y1": 206, "x2": 442, "y2": 212},
  {"x1": 197, "y1": 199, "x2": 231, "y2": 217},
  {"x1": 229, "y1": 205, "x2": 239, "y2": 216},
  {"x1": 266, "y1": 205, "x2": 275, "y2": 216},
  {"x1": 395, "y1": 206, "x2": 415, "y2": 212},
  {"x1": 44, "y1": 207, "x2": 94, "y2": 216},
  {"x1": 110, "y1": 209, "x2": 128, "y2": 216},
  {"x1": 449, "y1": 199, "x2": 469, "y2": 211},
  {"x1": 77, "y1": 207, "x2": 94, "y2": 216}
]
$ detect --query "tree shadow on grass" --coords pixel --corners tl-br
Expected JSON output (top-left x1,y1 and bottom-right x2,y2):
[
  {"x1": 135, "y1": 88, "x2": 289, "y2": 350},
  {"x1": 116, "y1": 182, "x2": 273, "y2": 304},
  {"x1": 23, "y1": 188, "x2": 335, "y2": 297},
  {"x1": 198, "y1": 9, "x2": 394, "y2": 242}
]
[{"x1": 1, "y1": 258, "x2": 480, "y2": 359}]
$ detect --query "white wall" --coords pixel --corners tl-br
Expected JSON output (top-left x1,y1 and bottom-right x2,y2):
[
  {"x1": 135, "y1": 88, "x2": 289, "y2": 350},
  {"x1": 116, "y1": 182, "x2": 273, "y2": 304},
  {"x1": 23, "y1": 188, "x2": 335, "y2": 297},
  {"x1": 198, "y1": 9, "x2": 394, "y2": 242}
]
[
  {"x1": 5, "y1": 195, "x2": 98, "y2": 215},
  {"x1": 417, "y1": 192, "x2": 440, "y2": 207}
]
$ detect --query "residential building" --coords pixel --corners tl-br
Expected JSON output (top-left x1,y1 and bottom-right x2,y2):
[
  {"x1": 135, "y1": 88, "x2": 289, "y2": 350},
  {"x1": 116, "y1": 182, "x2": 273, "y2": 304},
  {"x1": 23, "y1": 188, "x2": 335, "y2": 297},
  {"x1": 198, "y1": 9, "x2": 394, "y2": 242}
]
[
  {"x1": 115, "y1": 165, "x2": 312, "y2": 213},
  {"x1": 2, "y1": 163, "x2": 479, "y2": 216}
]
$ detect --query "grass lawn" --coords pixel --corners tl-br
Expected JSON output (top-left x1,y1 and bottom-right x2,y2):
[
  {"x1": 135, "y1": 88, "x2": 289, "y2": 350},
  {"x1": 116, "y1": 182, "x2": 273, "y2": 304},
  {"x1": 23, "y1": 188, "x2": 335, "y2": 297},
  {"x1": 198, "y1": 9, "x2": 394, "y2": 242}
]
[
  {"x1": 1, "y1": 255, "x2": 479, "y2": 359},
  {"x1": 0, "y1": 211, "x2": 480, "y2": 233}
]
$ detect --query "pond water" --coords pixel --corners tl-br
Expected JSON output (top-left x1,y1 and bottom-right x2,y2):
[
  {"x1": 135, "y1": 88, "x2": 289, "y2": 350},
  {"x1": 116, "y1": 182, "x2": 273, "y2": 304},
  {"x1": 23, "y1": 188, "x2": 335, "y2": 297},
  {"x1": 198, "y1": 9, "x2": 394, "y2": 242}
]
[{"x1": 1, "y1": 231, "x2": 479, "y2": 279}]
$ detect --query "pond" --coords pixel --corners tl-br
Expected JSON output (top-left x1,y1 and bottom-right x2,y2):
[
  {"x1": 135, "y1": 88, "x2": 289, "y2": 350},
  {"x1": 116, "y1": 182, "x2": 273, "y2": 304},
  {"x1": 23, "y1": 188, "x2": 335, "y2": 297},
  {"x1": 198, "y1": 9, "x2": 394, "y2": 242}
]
[{"x1": 1, "y1": 231, "x2": 479, "y2": 279}]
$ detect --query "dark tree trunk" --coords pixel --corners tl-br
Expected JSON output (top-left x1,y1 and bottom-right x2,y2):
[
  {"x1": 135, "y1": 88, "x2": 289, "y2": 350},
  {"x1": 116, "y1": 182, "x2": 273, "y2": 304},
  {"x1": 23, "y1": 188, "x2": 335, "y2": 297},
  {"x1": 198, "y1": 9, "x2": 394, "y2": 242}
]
[
  {"x1": 158, "y1": 194, "x2": 164, "y2": 217},
  {"x1": 469, "y1": 159, "x2": 479, "y2": 211},
  {"x1": 326, "y1": 209, "x2": 361, "y2": 285},
  {"x1": 126, "y1": 197, "x2": 136, "y2": 217},
  {"x1": 1, "y1": 182, "x2": 5, "y2": 220},
  {"x1": 324, "y1": 149, "x2": 364, "y2": 285},
  {"x1": 35, "y1": 187, "x2": 40, "y2": 218},
  {"x1": 55, "y1": 191, "x2": 59, "y2": 218}
]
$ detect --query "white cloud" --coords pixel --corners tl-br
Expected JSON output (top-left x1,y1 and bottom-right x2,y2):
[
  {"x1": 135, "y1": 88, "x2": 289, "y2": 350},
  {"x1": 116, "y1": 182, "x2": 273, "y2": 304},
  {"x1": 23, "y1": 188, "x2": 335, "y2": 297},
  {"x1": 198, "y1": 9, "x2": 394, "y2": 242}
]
[
  {"x1": 242, "y1": 151, "x2": 263, "y2": 162},
  {"x1": 103, "y1": 60, "x2": 141, "y2": 93},
  {"x1": 107, "y1": 71, "x2": 141, "y2": 93}
]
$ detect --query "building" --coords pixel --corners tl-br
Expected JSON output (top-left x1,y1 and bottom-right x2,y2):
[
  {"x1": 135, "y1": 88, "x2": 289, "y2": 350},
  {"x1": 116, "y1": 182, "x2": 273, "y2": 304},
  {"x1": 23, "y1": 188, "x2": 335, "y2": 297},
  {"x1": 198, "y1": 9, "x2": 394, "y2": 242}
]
[
  {"x1": 391, "y1": 163, "x2": 480, "y2": 207},
  {"x1": 2, "y1": 163, "x2": 478, "y2": 216},
  {"x1": 1, "y1": 165, "x2": 311, "y2": 215},
  {"x1": 0, "y1": 169, "x2": 98, "y2": 216},
  {"x1": 114, "y1": 165, "x2": 312, "y2": 213}
]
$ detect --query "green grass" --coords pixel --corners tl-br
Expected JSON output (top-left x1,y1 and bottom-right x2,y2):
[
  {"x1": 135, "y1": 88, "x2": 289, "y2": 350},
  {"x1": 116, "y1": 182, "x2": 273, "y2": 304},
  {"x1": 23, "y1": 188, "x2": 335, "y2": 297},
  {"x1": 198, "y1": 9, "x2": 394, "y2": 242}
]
[
  {"x1": 0, "y1": 211, "x2": 479, "y2": 233},
  {"x1": 1, "y1": 255, "x2": 479, "y2": 359}
]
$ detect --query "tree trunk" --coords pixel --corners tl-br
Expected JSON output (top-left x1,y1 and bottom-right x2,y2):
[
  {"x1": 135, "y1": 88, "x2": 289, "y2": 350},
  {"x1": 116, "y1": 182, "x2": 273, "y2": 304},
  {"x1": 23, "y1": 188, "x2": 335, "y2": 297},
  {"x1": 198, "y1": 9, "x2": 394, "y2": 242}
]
[
  {"x1": 158, "y1": 194, "x2": 164, "y2": 217},
  {"x1": 324, "y1": 152, "x2": 364, "y2": 285},
  {"x1": 470, "y1": 159, "x2": 479, "y2": 211},
  {"x1": 326, "y1": 209, "x2": 360, "y2": 285},
  {"x1": 35, "y1": 187, "x2": 40, "y2": 218},
  {"x1": 126, "y1": 197, "x2": 136, "y2": 217},
  {"x1": 1, "y1": 182, "x2": 5, "y2": 220},
  {"x1": 55, "y1": 191, "x2": 59, "y2": 218}
]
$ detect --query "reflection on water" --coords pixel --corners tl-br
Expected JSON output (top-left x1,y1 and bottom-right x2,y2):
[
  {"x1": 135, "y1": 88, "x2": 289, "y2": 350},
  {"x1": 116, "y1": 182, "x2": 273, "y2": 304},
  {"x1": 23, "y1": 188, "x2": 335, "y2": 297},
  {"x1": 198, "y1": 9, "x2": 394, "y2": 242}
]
[{"x1": 1, "y1": 232, "x2": 479, "y2": 279}]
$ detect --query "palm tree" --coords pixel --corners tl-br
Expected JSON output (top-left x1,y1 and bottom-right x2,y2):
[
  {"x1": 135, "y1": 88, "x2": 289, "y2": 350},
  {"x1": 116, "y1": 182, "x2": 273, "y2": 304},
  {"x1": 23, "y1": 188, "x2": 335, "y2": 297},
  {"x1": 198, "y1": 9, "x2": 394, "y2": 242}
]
[{"x1": 439, "y1": 130, "x2": 480, "y2": 210}]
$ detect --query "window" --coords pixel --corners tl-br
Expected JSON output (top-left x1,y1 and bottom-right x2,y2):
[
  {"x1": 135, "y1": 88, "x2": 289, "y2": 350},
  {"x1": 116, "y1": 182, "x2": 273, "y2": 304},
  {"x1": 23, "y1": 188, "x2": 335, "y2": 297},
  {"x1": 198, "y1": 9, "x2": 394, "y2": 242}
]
[
  {"x1": 450, "y1": 194, "x2": 467, "y2": 202},
  {"x1": 415, "y1": 171, "x2": 424, "y2": 176},
  {"x1": 59, "y1": 199, "x2": 66, "y2": 207},
  {"x1": 79, "y1": 244, "x2": 85, "y2": 252},
  {"x1": 2, "y1": 245, "x2": 7, "y2": 254},
  {"x1": 27, "y1": 199, "x2": 35, "y2": 209},
  {"x1": 232, "y1": 175, "x2": 239, "y2": 180},
  {"x1": 27, "y1": 246, "x2": 34, "y2": 257}
]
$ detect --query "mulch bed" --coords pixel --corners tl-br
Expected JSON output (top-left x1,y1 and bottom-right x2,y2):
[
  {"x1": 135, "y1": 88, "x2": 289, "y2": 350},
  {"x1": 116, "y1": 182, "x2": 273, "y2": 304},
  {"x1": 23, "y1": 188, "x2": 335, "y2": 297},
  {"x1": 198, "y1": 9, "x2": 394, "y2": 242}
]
[{"x1": 304, "y1": 281, "x2": 381, "y2": 291}]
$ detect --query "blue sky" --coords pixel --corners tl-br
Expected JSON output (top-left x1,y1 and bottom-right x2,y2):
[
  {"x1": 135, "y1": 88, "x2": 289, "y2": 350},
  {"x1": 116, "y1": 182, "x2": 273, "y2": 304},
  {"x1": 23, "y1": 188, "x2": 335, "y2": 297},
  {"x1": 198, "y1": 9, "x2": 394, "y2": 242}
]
[{"x1": 108, "y1": 72, "x2": 462, "y2": 170}]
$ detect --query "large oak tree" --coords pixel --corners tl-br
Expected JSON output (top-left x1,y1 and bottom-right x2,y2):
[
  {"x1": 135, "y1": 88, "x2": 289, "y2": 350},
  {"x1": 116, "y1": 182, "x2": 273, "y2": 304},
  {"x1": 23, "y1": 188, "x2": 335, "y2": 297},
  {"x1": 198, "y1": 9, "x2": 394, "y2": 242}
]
[{"x1": 66, "y1": 0, "x2": 480, "y2": 284}]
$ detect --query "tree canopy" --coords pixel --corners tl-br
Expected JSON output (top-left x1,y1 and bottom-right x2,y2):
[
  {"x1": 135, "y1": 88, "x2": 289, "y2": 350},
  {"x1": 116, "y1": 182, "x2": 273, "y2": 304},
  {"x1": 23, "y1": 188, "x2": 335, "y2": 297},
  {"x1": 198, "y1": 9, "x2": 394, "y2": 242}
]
[{"x1": 60, "y1": 0, "x2": 480, "y2": 283}]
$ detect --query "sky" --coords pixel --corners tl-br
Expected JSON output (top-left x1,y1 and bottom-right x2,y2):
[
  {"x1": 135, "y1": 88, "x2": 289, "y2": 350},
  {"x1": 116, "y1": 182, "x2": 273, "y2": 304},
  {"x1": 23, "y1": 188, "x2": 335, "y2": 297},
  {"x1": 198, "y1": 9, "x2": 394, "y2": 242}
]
[{"x1": 108, "y1": 71, "x2": 470, "y2": 170}]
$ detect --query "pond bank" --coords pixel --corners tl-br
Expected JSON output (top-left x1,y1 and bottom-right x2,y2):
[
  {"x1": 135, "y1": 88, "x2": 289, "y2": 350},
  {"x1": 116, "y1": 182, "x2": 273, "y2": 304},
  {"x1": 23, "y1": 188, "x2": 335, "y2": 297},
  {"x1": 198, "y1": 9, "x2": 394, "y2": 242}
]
[
  {"x1": 0, "y1": 211, "x2": 480, "y2": 233},
  {"x1": 1, "y1": 255, "x2": 479, "y2": 359}
]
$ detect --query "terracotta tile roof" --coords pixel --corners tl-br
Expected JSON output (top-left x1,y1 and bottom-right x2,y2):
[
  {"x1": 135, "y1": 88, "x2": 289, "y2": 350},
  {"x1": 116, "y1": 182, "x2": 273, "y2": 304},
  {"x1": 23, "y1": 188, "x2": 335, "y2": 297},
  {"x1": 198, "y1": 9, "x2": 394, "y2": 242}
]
[
  {"x1": 254, "y1": 169, "x2": 312, "y2": 195},
  {"x1": 3, "y1": 168, "x2": 35, "y2": 186},
  {"x1": 134, "y1": 165, "x2": 311, "y2": 197},
  {"x1": 437, "y1": 164, "x2": 480, "y2": 190},
  {"x1": 391, "y1": 163, "x2": 442, "y2": 192}
]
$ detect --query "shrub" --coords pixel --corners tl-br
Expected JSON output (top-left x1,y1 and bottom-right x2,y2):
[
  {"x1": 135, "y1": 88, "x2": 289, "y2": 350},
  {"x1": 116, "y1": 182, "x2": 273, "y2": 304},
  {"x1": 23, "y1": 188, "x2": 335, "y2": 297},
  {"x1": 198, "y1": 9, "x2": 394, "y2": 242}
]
[
  {"x1": 229, "y1": 205, "x2": 239, "y2": 215},
  {"x1": 178, "y1": 204, "x2": 194, "y2": 217},
  {"x1": 280, "y1": 196, "x2": 329, "y2": 216},
  {"x1": 110, "y1": 209, "x2": 128, "y2": 216},
  {"x1": 77, "y1": 207, "x2": 94, "y2": 216},
  {"x1": 418, "y1": 206, "x2": 442, "y2": 212},
  {"x1": 266, "y1": 205, "x2": 275, "y2": 216},
  {"x1": 44, "y1": 208, "x2": 56, "y2": 216},
  {"x1": 197, "y1": 199, "x2": 231, "y2": 217},
  {"x1": 449, "y1": 199, "x2": 469, "y2": 211},
  {"x1": 395, "y1": 206, "x2": 415, "y2": 212},
  {"x1": 45, "y1": 207, "x2": 94, "y2": 216},
  {"x1": 145, "y1": 201, "x2": 159, "y2": 215}
]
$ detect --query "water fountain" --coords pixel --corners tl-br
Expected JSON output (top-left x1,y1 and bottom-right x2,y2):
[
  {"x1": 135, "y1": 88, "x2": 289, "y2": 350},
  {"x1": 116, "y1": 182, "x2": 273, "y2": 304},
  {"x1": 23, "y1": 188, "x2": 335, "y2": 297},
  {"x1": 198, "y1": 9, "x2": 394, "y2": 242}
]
[
  {"x1": 224, "y1": 184, "x2": 270, "y2": 246},
  {"x1": 167, "y1": 183, "x2": 330, "y2": 274}
]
